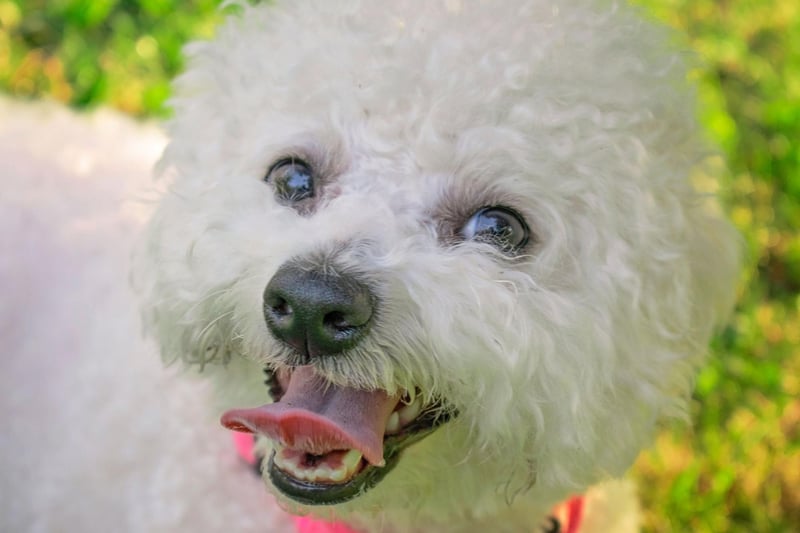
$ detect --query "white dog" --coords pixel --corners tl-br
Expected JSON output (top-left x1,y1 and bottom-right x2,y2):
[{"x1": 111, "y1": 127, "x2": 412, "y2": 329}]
[{"x1": 132, "y1": 1, "x2": 740, "y2": 531}]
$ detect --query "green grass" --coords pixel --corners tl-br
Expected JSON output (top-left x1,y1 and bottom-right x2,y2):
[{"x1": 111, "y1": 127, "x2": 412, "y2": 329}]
[{"x1": 2, "y1": 1, "x2": 798, "y2": 531}]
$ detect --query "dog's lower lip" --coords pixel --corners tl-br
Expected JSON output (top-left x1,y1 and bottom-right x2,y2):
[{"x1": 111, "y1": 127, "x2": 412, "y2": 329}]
[{"x1": 267, "y1": 449, "x2": 396, "y2": 506}]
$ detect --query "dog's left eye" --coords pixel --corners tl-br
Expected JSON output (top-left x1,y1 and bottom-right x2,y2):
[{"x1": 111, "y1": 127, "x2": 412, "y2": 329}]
[
  {"x1": 461, "y1": 206, "x2": 529, "y2": 252},
  {"x1": 265, "y1": 158, "x2": 315, "y2": 204}
]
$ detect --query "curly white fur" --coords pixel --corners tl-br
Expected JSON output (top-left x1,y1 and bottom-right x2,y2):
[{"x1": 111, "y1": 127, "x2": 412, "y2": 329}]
[{"x1": 134, "y1": 1, "x2": 740, "y2": 531}]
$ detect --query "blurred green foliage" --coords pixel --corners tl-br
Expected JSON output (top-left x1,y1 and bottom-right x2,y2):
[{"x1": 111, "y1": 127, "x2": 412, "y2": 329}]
[
  {"x1": 0, "y1": 0, "x2": 222, "y2": 114},
  {"x1": 1, "y1": 0, "x2": 798, "y2": 531}
]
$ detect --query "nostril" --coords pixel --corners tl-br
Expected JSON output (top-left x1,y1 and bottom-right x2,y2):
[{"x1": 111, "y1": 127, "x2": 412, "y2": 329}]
[
  {"x1": 324, "y1": 311, "x2": 346, "y2": 329},
  {"x1": 270, "y1": 297, "x2": 292, "y2": 318},
  {"x1": 264, "y1": 293, "x2": 293, "y2": 327},
  {"x1": 323, "y1": 311, "x2": 356, "y2": 335}
]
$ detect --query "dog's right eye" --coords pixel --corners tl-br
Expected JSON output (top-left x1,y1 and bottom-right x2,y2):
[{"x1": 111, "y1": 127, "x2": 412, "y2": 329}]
[
  {"x1": 265, "y1": 158, "x2": 315, "y2": 204},
  {"x1": 461, "y1": 206, "x2": 529, "y2": 253}
]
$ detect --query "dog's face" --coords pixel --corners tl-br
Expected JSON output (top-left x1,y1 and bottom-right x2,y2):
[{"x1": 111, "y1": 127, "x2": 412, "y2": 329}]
[{"x1": 137, "y1": 0, "x2": 739, "y2": 522}]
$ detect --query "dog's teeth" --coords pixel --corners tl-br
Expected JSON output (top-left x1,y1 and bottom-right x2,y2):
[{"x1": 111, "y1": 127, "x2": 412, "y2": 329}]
[
  {"x1": 385, "y1": 411, "x2": 401, "y2": 434},
  {"x1": 273, "y1": 448, "x2": 363, "y2": 484},
  {"x1": 397, "y1": 396, "x2": 423, "y2": 426},
  {"x1": 310, "y1": 465, "x2": 336, "y2": 482},
  {"x1": 342, "y1": 449, "x2": 363, "y2": 472},
  {"x1": 272, "y1": 447, "x2": 292, "y2": 472},
  {"x1": 401, "y1": 389, "x2": 416, "y2": 405},
  {"x1": 328, "y1": 467, "x2": 347, "y2": 483}
]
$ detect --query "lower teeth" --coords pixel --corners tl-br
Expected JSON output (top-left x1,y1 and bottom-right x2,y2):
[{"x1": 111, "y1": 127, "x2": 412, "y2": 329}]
[
  {"x1": 385, "y1": 394, "x2": 424, "y2": 434},
  {"x1": 273, "y1": 446, "x2": 363, "y2": 484}
]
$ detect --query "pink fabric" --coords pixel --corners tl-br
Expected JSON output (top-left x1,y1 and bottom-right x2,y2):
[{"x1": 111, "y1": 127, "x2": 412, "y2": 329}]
[
  {"x1": 292, "y1": 516, "x2": 360, "y2": 533},
  {"x1": 233, "y1": 431, "x2": 257, "y2": 465}
]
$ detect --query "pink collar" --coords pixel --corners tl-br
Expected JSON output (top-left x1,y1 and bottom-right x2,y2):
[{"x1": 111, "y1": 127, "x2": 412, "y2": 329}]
[
  {"x1": 292, "y1": 501, "x2": 585, "y2": 533},
  {"x1": 233, "y1": 433, "x2": 584, "y2": 533},
  {"x1": 292, "y1": 516, "x2": 359, "y2": 533}
]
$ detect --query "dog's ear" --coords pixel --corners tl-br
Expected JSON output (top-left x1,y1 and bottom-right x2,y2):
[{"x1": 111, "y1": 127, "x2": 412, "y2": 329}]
[
  {"x1": 637, "y1": 189, "x2": 741, "y2": 421},
  {"x1": 130, "y1": 200, "x2": 239, "y2": 370},
  {"x1": 684, "y1": 204, "x2": 741, "y2": 347},
  {"x1": 131, "y1": 209, "x2": 185, "y2": 367}
]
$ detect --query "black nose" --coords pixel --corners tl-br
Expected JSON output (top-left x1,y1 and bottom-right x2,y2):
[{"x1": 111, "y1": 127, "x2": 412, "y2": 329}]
[{"x1": 263, "y1": 262, "x2": 374, "y2": 360}]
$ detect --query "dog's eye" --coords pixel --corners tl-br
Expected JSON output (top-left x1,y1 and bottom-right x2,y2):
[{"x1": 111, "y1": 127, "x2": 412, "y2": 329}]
[
  {"x1": 265, "y1": 158, "x2": 315, "y2": 204},
  {"x1": 461, "y1": 206, "x2": 529, "y2": 252}
]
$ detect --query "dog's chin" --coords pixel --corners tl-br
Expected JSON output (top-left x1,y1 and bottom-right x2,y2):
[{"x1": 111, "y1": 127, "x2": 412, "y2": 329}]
[{"x1": 266, "y1": 406, "x2": 451, "y2": 506}]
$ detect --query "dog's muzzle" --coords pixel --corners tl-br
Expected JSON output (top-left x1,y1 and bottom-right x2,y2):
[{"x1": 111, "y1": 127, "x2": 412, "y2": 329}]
[
  {"x1": 222, "y1": 259, "x2": 453, "y2": 505},
  {"x1": 262, "y1": 261, "x2": 375, "y2": 362}
]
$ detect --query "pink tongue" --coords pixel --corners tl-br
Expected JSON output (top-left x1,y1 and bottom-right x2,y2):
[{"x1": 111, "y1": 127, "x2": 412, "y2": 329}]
[{"x1": 220, "y1": 366, "x2": 399, "y2": 466}]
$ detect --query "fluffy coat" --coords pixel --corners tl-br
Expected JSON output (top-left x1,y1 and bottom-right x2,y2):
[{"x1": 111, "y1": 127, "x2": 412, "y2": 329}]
[{"x1": 135, "y1": 1, "x2": 739, "y2": 531}]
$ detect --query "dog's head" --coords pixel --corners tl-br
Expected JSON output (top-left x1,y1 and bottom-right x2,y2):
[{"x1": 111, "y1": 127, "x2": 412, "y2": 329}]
[{"x1": 136, "y1": 0, "x2": 739, "y2": 523}]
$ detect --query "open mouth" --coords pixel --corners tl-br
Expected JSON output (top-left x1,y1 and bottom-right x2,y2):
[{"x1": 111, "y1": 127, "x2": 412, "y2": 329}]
[{"x1": 220, "y1": 366, "x2": 453, "y2": 505}]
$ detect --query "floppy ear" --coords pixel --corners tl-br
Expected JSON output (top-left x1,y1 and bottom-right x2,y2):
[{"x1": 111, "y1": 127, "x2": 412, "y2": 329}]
[
  {"x1": 686, "y1": 205, "x2": 741, "y2": 346},
  {"x1": 131, "y1": 196, "x2": 239, "y2": 371},
  {"x1": 647, "y1": 194, "x2": 741, "y2": 420}
]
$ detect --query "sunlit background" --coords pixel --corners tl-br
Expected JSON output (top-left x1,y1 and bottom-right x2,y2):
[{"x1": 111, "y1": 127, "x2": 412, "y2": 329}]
[{"x1": 1, "y1": 1, "x2": 797, "y2": 531}]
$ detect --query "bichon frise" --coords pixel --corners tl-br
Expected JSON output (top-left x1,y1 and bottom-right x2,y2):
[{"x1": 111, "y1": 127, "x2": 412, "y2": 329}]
[{"x1": 134, "y1": 1, "x2": 740, "y2": 531}]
